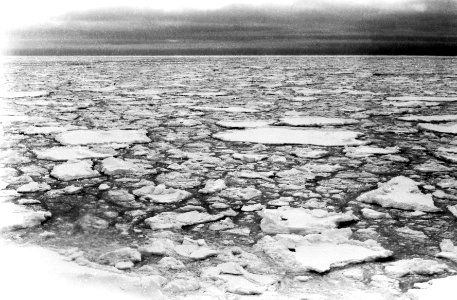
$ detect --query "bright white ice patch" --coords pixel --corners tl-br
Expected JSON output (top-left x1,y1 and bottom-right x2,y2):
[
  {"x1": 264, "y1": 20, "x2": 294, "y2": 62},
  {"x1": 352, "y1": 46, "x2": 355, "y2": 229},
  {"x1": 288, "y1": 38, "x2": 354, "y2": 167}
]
[
  {"x1": 0, "y1": 91, "x2": 49, "y2": 98},
  {"x1": 213, "y1": 127, "x2": 366, "y2": 146},
  {"x1": 190, "y1": 106, "x2": 259, "y2": 113},
  {"x1": 398, "y1": 115, "x2": 457, "y2": 122},
  {"x1": 216, "y1": 120, "x2": 275, "y2": 128},
  {"x1": 418, "y1": 123, "x2": 457, "y2": 134},
  {"x1": 33, "y1": 147, "x2": 115, "y2": 161},
  {"x1": 55, "y1": 129, "x2": 151, "y2": 145},
  {"x1": 278, "y1": 116, "x2": 359, "y2": 127},
  {"x1": 386, "y1": 96, "x2": 457, "y2": 102}
]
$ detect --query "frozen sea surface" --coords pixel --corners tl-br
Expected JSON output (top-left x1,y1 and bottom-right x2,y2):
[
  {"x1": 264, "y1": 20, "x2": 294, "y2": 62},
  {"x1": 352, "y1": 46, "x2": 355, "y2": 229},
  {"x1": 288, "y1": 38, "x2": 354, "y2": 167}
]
[{"x1": 1, "y1": 56, "x2": 457, "y2": 299}]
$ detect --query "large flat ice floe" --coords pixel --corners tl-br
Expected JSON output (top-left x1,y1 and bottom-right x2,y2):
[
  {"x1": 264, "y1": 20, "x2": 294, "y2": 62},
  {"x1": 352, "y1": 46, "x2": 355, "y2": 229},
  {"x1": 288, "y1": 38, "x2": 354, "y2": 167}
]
[
  {"x1": 0, "y1": 201, "x2": 51, "y2": 231},
  {"x1": 255, "y1": 229, "x2": 392, "y2": 273},
  {"x1": 55, "y1": 129, "x2": 151, "y2": 145},
  {"x1": 216, "y1": 120, "x2": 275, "y2": 128},
  {"x1": 277, "y1": 116, "x2": 359, "y2": 127},
  {"x1": 213, "y1": 127, "x2": 366, "y2": 146},
  {"x1": 397, "y1": 115, "x2": 457, "y2": 122},
  {"x1": 190, "y1": 106, "x2": 259, "y2": 113},
  {"x1": 0, "y1": 91, "x2": 50, "y2": 98},
  {"x1": 51, "y1": 160, "x2": 100, "y2": 181},
  {"x1": 259, "y1": 207, "x2": 358, "y2": 235},
  {"x1": 418, "y1": 123, "x2": 457, "y2": 134},
  {"x1": 408, "y1": 275, "x2": 457, "y2": 300},
  {"x1": 145, "y1": 211, "x2": 225, "y2": 230},
  {"x1": 357, "y1": 176, "x2": 440, "y2": 212},
  {"x1": 386, "y1": 96, "x2": 457, "y2": 102},
  {"x1": 33, "y1": 147, "x2": 114, "y2": 161}
]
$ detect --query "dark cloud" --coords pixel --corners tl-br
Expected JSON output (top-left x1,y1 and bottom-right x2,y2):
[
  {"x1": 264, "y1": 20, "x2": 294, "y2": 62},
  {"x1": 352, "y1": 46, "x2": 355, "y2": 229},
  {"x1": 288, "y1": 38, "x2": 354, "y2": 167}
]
[{"x1": 6, "y1": 2, "x2": 457, "y2": 55}]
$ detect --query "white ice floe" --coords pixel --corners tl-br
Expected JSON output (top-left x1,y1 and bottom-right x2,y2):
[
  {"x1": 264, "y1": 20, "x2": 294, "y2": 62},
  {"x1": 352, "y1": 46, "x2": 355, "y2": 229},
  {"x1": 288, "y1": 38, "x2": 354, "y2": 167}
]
[
  {"x1": 51, "y1": 160, "x2": 100, "y2": 181},
  {"x1": 145, "y1": 211, "x2": 225, "y2": 230},
  {"x1": 199, "y1": 179, "x2": 226, "y2": 194},
  {"x1": 436, "y1": 239, "x2": 457, "y2": 263},
  {"x1": 384, "y1": 258, "x2": 449, "y2": 277},
  {"x1": 190, "y1": 106, "x2": 259, "y2": 113},
  {"x1": 258, "y1": 207, "x2": 358, "y2": 235},
  {"x1": 277, "y1": 116, "x2": 359, "y2": 127},
  {"x1": 20, "y1": 126, "x2": 84, "y2": 135},
  {"x1": 0, "y1": 240, "x2": 163, "y2": 300},
  {"x1": 101, "y1": 157, "x2": 142, "y2": 176},
  {"x1": 0, "y1": 202, "x2": 51, "y2": 231},
  {"x1": 383, "y1": 101, "x2": 441, "y2": 108},
  {"x1": 0, "y1": 91, "x2": 50, "y2": 98},
  {"x1": 255, "y1": 228, "x2": 392, "y2": 273},
  {"x1": 216, "y1": 120, "x2": 275, "y2": 128},
  {"x1": 17, "y1": 182, "x2": 51, "y2": 193},
  {"x1": 213, "y1": 127, "x2": 366, "y2": 146},
  {"x1": 344, "y1": 146, "x2": 400, "y2": 157},
  {"x1": 357, "y1": 176, "x2": 440, "y2": 212},
  {"x1": 386, "y1": 96, "x2": 457, "y2": 102},
  {"x1": 142, "y1": 185, "x2": 192, "y2": 204},
  {"x1": 55, "y1": 129, "x2": 151, "y2": 145},
  {"x1": 398, "y1": 115, "x2": 457, "y2": 122},
  {"x1": 34, "y1": 146, "x2": 114, "y2": 161},
  {"x1": 408, "y1": 275, "x2": 457, "y2": 300},
  {"x1": 419, "y1": 123, "x2": 457, "y2": 134}
]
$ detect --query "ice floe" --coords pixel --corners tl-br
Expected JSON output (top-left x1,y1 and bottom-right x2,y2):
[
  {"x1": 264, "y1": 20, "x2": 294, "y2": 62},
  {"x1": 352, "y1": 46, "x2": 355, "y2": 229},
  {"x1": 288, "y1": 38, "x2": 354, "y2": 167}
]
[
  {"x1": 259, "y1": 207, "x2": 358, "y2": 235},
  {"x1": 419, "y1": 123, "x2": 457, "y2": 134},
  {"x1": 33, "y1": 146, "x2": 114, "y2": 161},
  {"x1": 51, "y1": 160, "x2": 100, "y2": 181},
  {"x1": 398, "y1": 115, "x2": 457, "y2": 122},
  {"x1": 216, "y1": 120, "x2": 275, "y2": 128},
  {"x1": 55, "y1": 129, "x2": 151, "y2": 145},
  {"x1": 255, "y1": 228, "x2": 392, "y2": 273},
  {"x1": 387, "y1": 96, "x2": 457, "y2": 102},
  {"x1": 277, "y1": 116, "x2": 359, "y2": 127},
  {"x1": 214, "y1": 127, "x2": 366, "y2": 146},
  {"x1": 145, "y1": 211, "x2": 225, "y2": 230},
  {"x1": 357, "y1": 176, "x2": 440, "y2": 212}
]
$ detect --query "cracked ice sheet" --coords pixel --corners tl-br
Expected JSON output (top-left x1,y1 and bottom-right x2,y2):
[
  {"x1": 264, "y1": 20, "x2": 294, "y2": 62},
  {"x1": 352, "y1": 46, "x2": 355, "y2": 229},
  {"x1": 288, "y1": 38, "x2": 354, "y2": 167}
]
[{"x1": 213, "y1": 127, "x2": 366, "y2": 146}]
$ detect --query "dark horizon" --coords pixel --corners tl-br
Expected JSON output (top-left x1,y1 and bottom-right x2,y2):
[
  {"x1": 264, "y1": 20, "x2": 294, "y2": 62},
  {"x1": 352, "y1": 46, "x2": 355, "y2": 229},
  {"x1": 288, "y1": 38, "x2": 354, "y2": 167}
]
[{"x1": 5, "y1": 3, "x2": 457, "y2": 56}]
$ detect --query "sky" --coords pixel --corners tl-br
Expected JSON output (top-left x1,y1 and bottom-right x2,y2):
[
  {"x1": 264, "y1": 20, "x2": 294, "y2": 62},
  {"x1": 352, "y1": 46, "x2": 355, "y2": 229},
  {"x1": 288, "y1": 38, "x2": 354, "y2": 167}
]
[{"x1": 1, "y1": 0, "x2": 456, "y2": 55}]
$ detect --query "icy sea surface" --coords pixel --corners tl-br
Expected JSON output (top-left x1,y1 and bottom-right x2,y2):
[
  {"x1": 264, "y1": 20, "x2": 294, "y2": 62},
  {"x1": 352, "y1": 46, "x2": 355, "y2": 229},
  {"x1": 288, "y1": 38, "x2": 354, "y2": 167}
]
[{"x1": 2, "y1": 56, "x2": 457, "y2": 299}]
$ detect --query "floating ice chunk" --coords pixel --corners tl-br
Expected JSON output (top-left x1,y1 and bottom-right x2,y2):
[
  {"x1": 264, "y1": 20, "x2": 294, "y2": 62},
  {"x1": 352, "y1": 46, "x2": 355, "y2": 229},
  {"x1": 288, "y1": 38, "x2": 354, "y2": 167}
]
[
  {"x1": 407, "y1": 275, "x2": 457, "y2": 300},
  {"x1": 216, "y1": 120, "x2": 275, "y2": 128},
  {"x1": 51, "y1": 160, "x2": 100, "y2": 181},
  {"x1": 55, "y1": 129, "x2": 150, "y2": 145},
  {"x1": 142, "y1": 185, "x2": 192, "y2": 204},
  {"x1": 277, "y1": 116, "x2": 359, "y2": 127},
  {"x1": 383, "y1": 101, "x2": 441, "y2": 107},
  {"x1": 398, "y1": 115, "x2": 457, "y2": 122},
  {"x1": 0, "y1": 202, "x2": 51, "y2": 231},
  {"x1": 344, "y1": 146, "x2": 400, "y2": 157},
  {"x1": 33, "y1": 147, "x2": 114, "y2": 161},
  {"x1": 17, "y1": 182, "x2": 51, "y2": 193},
  {"x1": 387, "y1": 96, "x2": 457, "y2": 102},
  {"x1": 214, "y1": 127, "x2": 366, "y2": 146},
  {"x1": 255, "y1": 228, "x2": 392, "y2": 273},
  {"x1": 0, "y1": 91, "x2": 50, "y2": 98},
  {"x1": 101, "y1": 157, "x2": 142, "y2": 176},
  {"x1": 259, "y1": 207, "x2": 358, "y2": 235},
  {"x1": 419, "y1": 123, "x2": 457, "y2": 134},
  {"x1": 190, "y1": 106, "x2": 259, "y2": 113},
  {"x1": 385, "y1": 258, "x2": 449, "y2": 277},
  {"x1": 145, "y1": 211, "x2": 224, "y2": 230},
  {"x1": 199, "y1": 179, "x2": 226, "y2": 194},
  {"x1": 20, "y1": 126, "x2": 84, "y2": 135},
  {"x1": 357, "y1": 176, "x2": 440, "y2": 212}
]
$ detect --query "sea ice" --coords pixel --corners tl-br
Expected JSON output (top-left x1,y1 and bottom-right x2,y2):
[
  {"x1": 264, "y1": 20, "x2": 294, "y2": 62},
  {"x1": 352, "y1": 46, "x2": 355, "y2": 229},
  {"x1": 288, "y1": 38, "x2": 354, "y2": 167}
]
[
  {"x1": 145, "y1": 211, "x2": 225, "y2": 230},
  {"x1": 55, "y1": 129, "x2": 151, "y2": 145},
  {"x1": 213, "y1": 127, "x2": 366, "y2": 146},
  {"x1": 216, "y1": 120, "x2": 275, "y2": 128},
  {"x1": 33, "y1": 147, "x2": 114, "y2": 161},
  {"x1": 357, "y1": 176, "x2": 440, "y2": 212},
  {"x1": 259, "y1": 207, "x2": 358, "y2": 235},
  {"x1": 398, "y1": 115, "x2": 457, "y2": 122},
  {"x1": 418, "y1": 123, "x2": 457, "y2": 134},
  {"x1": 386, "y1": 96, "x2": 457, "y2": 102},
  {"x1": 255, "y1": 228, "x2": 392, "y2": 273},
  {"x1": 277, "y1": 116, "x2": 359, "y2": 127},
  {"x1": 51, "y1": 160, "x2": 100, "y2": 181}
]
